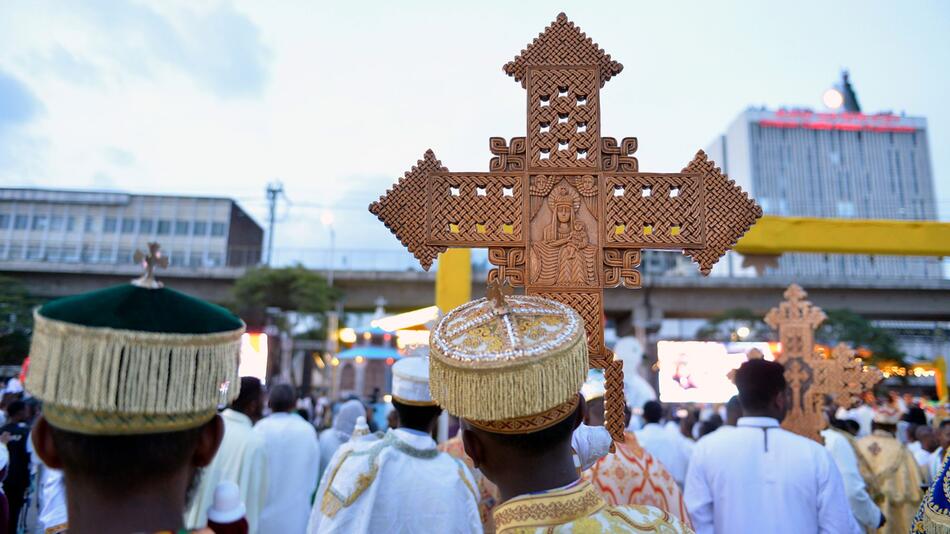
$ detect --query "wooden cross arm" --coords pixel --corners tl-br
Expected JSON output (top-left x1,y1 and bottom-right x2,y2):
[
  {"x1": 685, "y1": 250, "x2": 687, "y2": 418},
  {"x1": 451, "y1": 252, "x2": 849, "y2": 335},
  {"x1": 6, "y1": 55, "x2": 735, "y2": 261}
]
[
  {"x1": 369, "y1": 150, "x2": 448, "y2": 270},
  {"x1": 603, "y1": 150, "x2": 762, "y2": 275}
]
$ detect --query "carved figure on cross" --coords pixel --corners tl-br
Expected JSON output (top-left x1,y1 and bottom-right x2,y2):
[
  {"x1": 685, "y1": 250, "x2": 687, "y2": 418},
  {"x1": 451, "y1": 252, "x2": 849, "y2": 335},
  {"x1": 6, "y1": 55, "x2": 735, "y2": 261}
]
[
  {"x1": 370, "y1": 13, "x2": 762, "y2": 440},
  {"x1": 765, "y1": 284, "x2": 882, "y2": 443}
]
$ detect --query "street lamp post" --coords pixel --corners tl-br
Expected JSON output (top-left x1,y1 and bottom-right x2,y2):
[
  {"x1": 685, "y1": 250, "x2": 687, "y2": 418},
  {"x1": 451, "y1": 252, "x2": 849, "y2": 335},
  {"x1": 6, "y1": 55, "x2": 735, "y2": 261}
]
[{"x1": 321, "y1": 211, "x2": 335, "y2": 287}]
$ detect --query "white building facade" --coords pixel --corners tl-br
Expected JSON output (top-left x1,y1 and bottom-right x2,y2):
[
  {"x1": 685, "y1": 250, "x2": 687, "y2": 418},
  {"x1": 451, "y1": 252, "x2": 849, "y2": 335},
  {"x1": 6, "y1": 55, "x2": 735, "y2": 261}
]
[
  {"x1": 706, "y1": 108, "x2": 941, "y2": 279},
  {"x1": 0, "y1": 188, "x2": 263, "y2": 270}
]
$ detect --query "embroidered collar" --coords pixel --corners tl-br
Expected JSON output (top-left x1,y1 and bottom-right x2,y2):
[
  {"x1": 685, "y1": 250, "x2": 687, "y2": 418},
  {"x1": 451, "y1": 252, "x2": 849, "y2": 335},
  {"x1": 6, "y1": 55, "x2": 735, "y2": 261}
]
[
  {"x1": 492, "y1": 480, "x2": 606, "y2": 533},
  {"x1": 389, "y1": 428, "x2": 439, "y2": 458}
]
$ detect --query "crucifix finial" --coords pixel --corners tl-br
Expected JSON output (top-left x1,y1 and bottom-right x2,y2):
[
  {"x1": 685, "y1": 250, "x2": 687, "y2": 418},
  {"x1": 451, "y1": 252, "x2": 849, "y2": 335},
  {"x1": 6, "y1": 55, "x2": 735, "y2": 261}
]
[
  {"x1": 131, "y1": 242, "x2": 169, "y2": 289},
  {"x1": 486, "y1": 278, "x2": 513, "y2": 315}
]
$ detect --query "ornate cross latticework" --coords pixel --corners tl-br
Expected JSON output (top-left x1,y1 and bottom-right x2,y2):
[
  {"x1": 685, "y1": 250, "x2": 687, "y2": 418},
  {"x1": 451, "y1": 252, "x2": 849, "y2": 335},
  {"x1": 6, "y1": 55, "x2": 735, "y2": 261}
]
[
  {"x1": 764, "y1": 284, "x2": 883, "y2": 443},
  {"x1": 370, "y1": 13, "x2": 762, "y2": 441},
  {"x1": 131, "y1": 242, "x2": 169, "y2": 289}
]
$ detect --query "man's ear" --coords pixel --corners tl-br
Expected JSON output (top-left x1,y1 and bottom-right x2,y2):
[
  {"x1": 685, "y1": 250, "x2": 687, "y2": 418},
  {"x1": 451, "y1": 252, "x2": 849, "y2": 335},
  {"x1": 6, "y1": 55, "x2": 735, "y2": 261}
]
[
  {"x1": 193, "y1": 415, "x2": 224, "y2": 468},
  {"x1": 31, "y1": 416, "x2": 64, "y2": 469},
  {"x1": 461, "y1": 425, "x2": 484, "y2": 469}
]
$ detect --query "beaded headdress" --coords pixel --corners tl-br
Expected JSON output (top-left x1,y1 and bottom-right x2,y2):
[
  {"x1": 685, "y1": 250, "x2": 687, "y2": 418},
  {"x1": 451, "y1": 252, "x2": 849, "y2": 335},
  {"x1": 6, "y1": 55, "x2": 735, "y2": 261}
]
[{"x1": 428, "y1": 283, "x2": 587, "y2": 434}]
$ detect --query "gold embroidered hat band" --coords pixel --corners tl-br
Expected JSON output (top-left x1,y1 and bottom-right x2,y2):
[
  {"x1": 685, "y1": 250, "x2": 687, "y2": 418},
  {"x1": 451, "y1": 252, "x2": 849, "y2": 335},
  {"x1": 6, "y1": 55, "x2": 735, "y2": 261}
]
[
  {"x1": 428, "y1": 284, "x2": 588, "y2": 434},
  {"x1": 26, "y1": 243, "x2": 244, "y2": 435}
]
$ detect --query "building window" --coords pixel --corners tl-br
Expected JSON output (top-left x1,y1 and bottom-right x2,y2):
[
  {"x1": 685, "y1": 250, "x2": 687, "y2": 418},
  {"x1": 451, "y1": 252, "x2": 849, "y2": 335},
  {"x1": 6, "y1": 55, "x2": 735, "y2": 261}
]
[
  {"x1": 62, "y1": 246, "x2": 79, "y2": 262},
  {"x1": 170, "y1": 250, "x2": 186, "y2": 267},
  {"x1": 26, "y1": 244, "x2": 42, "y2": 260},
  {"x1": 175, "y1": 220, "x2": 190, "y2": 236},
  {"x1": 32, "y1": 215, "x2": 48, "y2": 231},
  {"x1": 206, "y1": 252, "x2": 223, "y2": 266},
  {"x1": 81, "y1": 245, "x2": 94, "y2": 262},
  {"x1": 0, "y1": 214, "x2": 9, "y2": 229},
  {"x1": 121, "y1": 218, "x2": 136, "y2": 234},
  {"x1": 211, "y1": 222, "x2": 226, "y2": 236},
  {"x1": 118, "y1": 248, "x2": 133, "y2": 264},
  {"x1": 157, "y1": 220, "x2": 171, "y2": 235},
  {"x1": 139, "y1": 219, "x2": 154, "y2": 234},
  {"x1": 66, "y1": 216, "x2": 76, "y2": 232},
  {"x1": 84, "y1": 216, "x2": 95, "y2": 232},
  {"x1": 193, "y1": 221, "x2": 208, "y2": 236},
  {"x1": 14, "y1": 215, "x2": 28, "y2": 230},
  {"x1": 8, "y1": 244, "x2": 22, "y2": 260},
  {"x1": 50, "y1": 216, "x2": 64, "y2": 231},
  {"x1": 45, "y1": 247, "x2": 62, "y2": 262},
  {"x1": 189, "y1": 251, "x2": 204, "y2": 267},
  {"x1": 103, "y1": 217, "x2": 118, "y2": 233},
  {"x1": 99, "y1": 248, "x2": 117, "y2": 264}
]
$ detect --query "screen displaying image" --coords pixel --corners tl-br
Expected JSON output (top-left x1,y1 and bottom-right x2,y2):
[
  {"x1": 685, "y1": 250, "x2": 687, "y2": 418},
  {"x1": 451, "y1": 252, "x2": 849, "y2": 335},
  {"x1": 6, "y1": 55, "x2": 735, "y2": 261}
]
[{"x1": 657, "y1": 341, "x2": 776, "y2": 404}]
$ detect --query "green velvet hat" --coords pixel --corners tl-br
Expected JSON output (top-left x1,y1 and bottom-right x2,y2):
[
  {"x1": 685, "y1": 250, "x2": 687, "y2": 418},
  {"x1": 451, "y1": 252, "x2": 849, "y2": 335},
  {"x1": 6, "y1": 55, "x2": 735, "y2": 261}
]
[{"x1": 26, "y1": 243, "x2": 245, "y2": 435}]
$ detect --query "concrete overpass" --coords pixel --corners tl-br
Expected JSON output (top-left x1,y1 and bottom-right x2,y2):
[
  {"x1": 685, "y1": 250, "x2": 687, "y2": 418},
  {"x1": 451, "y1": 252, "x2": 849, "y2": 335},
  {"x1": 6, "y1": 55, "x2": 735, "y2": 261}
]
[{"x1": 3, "y1": 260, "x2": 949, "y2": 322}]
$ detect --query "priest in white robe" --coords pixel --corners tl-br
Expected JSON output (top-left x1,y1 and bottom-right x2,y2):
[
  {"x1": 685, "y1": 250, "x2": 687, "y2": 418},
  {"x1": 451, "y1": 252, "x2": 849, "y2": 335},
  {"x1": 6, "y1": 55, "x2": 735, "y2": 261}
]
[
  {"x1": 308, "y1": 357, "x2": 481, "y2": 534},
  {"x1": 635, "y1": 400, "x2": 692, "y2": 487},
  {"x1": 255, "y1": 383, "x2": 321, "y2": 534},
  {"x1": 821, "y1": 424, "x2": 883, "y2": 532},
  {"x1": 186, "y1": 377, "x2": 269, "y2": 533},
  {"x1": 318, "y1": 399, "x2": 365, "y2": 482},
  {"x1": 684, "y1": 359, "x2": 857, "y2": 534}
]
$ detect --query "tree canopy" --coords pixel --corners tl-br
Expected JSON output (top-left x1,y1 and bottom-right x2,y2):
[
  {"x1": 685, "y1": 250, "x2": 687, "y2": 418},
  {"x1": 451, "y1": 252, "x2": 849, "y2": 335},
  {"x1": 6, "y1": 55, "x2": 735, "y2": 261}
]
[
  {"x1": 0, "y1": 275, "x2": 38, "y2": 365},
  {"x1": 230, "y1": 265, "x2": 336, "y2": 328}
]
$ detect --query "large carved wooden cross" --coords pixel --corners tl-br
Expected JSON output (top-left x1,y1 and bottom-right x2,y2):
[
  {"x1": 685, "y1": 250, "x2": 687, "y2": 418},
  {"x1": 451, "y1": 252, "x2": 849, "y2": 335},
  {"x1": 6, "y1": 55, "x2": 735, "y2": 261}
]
[
  {"x1": 765, "y1": 284, "x2": 883, "y2": 443},
  {"x1": 370, "y1": 13, "x2": 762, "y2": 440}
]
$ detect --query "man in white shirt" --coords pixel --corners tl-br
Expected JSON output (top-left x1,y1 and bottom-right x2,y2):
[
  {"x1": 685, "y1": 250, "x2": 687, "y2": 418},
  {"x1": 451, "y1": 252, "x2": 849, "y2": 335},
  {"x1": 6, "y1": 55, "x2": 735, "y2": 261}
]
[
  {"x1": 821, "y1": 423, "x2": 883, "y2": 532},
  {"x1": 186, "y1": 377, "x2": 269, "y2": 533},
  {"x1": 635, "y1": 401, "x2": 691, "y2": 487},
  {"x1": 256, "y1": 384, "x2": 321, "y2": 534},
  {"x1": 684, "y1": 359, "x2": 857, "y2": 534},
  {"x1": 308, "y1": 357, "x2": 480, "y2": 533}
]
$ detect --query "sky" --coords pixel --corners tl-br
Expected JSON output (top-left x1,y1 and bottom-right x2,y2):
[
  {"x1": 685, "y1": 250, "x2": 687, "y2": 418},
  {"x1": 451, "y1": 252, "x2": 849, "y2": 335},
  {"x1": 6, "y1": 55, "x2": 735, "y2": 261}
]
[{"x1": 1, "y1": 1, "x2": 948, "y2": 262}]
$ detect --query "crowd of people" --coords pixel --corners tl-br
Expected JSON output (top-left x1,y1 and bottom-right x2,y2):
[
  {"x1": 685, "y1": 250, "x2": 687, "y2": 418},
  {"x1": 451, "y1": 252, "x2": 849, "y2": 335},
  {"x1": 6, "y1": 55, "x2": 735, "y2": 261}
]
[{"x1": 4, "y1": 270, "x2": 950, "y2": 533}]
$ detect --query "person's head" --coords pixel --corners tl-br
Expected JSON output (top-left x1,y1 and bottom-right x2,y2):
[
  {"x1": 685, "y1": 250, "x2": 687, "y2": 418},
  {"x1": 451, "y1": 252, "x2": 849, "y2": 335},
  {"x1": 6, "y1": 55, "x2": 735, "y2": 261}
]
[
  {"x1": 6, "y1": 399, "x2": 28, "y2": 424},
  {"x1": 725, "y1": 395, "x2": 743, "y2": 426},
  {"x1": 699, "y1": 414, "x2": 723, "y2": 438},
  {"x1": 229, "y1": 377, "x2": 264, "y2": 421},
  {"x1": 462, "y1": 400, "x2": 582, "y2": 485},
  {"x1": 386, "y1": 407, "x2": 399, "y2": 430},
  {"x1": 392, "y1": 399, "x2": 442, "y2": 434},
  {"x1": 642, "y1": 400, "x2": 663, "y2": 424},
  {"x1": 916, "y1": 425, "x2": 938, "y2": 452},
  {"x1": 904, "y1": 406, "x2": 928, "y2": 427},
  {"x1": 735, "y1": 359, "x2": 787, "y2": 420},
  {"x1": 584, "y1": 396, "x2": 605, "y2": 427},
  {"x1": 267, "y1": 384, "x2": 295, "y2": 413},
  {"x1": 33, "y1": 415, "x2": 222, "y2": 503},
  {"x1": 332, "y1": 399, "x2": 366, "y2": 436}
]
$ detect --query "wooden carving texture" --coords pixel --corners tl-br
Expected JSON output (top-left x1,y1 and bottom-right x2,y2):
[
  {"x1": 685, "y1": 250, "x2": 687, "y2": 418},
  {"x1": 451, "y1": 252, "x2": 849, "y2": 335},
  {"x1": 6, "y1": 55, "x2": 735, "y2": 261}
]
[
  {"x1": 764, "y1": 284, "x2": 882, "y2": 443},
  {"x1": 370, "y1": 12, "x2": 764, "y2": 443}
]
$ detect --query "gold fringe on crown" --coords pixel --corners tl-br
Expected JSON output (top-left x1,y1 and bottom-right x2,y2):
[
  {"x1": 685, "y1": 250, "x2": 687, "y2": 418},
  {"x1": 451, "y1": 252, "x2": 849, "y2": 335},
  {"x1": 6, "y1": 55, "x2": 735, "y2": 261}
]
[
  {"x1": 428, "y1": 331, "x2": 587, "y2": 425},
  {"x1": 27, "y1": 312, "x2": 244, "y2": 435}
]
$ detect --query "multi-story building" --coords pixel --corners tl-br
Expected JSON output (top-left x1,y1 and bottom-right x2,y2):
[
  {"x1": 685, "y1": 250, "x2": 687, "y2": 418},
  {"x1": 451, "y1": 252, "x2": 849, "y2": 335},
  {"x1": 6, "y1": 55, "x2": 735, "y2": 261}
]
[
  {"x1": 0, "y1": 188, "x2": 263, "y2": 270},
  {"x1": 706, "y1": 75, "x2": 941, "y2": 279}
]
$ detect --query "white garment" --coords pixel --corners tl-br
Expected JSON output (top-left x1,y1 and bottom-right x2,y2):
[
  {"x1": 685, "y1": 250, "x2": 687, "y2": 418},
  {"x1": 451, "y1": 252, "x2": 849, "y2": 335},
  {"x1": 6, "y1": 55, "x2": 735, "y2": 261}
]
[
  {"x1": 838, "y1": 405, "x2": 873, "y2": 438},
  {"x1": 318, "y1": 400, "x2": 366, "y2": 482},
  {"x1": 308, "y1": 427, "x2": 481, "y2": 534},
  {"x1": 186, "y1": 409, "x2": 268, "y2": 533},
  {"x1": 255, "y1": 412, "x2": 321, "y2": 534},
  {"x1": 684, "y1": 417, "x2": 857, "y2": 534},
  {"x1": 821, "y1": 428, "x2": 882, "y2": 532},
  {"x1": 38, "y1": 467, "x2": 67, "y2": 533},
  {"x1": 571, "y1": 423, "x2": 611, "y2": 471},
  {"x1": 635, "y1": 423, "x2": 691, "y2": 487},
  {"x1": 908, "y1": 441, "x2": 934, "y2": 484}
]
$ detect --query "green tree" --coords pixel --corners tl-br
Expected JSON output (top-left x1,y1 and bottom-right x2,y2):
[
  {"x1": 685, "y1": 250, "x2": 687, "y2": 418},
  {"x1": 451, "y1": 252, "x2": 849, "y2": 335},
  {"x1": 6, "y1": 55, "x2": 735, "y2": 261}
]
[
  {"x1": 230, "y1": 265, "x2": 336, "y2": 328},
  {"x1": 0, "y1": 275, "x2": 38, "y2": 365},
  {"x1": 816, "y1": 309, "x2": 906, "y2": 365}
]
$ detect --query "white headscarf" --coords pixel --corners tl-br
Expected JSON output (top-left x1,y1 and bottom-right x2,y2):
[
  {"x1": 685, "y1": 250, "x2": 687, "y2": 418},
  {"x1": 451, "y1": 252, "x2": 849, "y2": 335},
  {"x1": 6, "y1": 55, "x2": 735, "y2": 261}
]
[{"x1": 318, "y1": 399, "x2": 367, "y2": 481}]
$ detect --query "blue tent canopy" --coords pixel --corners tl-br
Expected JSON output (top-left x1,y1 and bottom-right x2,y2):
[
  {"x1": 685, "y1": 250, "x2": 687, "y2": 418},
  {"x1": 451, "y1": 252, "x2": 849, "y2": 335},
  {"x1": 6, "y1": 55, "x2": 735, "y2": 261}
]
[{"x1": 336, "y1": 345, "x2": 401, "y2": 361}]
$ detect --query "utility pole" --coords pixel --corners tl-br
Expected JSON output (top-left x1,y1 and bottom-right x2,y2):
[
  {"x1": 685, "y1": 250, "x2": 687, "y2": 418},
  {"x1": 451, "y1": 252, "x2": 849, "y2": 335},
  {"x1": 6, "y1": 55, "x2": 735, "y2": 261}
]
[{"x1": 265, "y1": 182, "x2": 284, "y2": 265}]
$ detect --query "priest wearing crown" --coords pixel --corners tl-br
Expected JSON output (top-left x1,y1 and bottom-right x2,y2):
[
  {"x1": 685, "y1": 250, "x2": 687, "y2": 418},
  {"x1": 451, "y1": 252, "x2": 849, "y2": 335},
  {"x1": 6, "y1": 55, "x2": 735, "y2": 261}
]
[{"x1": 427, "y1": 288, "x2": 691, "y2": 533}]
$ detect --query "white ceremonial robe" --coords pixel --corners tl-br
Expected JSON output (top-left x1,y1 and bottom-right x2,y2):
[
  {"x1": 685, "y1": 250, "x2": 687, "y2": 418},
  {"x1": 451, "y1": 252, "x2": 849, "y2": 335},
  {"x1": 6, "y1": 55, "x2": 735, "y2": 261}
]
[
  {"x1": 186, "y1": 409, "x2": 268, "y2": 533},
  {"x1": 684, "y1": 417, "x2": 857, "y2": 534},
  {"x1": 635, "y1": 423, "x2": 691, "y2": 487},
  {"x1": 255, "y1": 412, "x2": 321, "y2": 534},
  {"x1": 908, "y1": 441, "x2": 934, "y2": 485},
  {"x1": 821, "y1": 428, "x2": 881, "y2": 532},
  {"x1": 308, "y1": 427, "x2": 481, "y2": 534}
]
